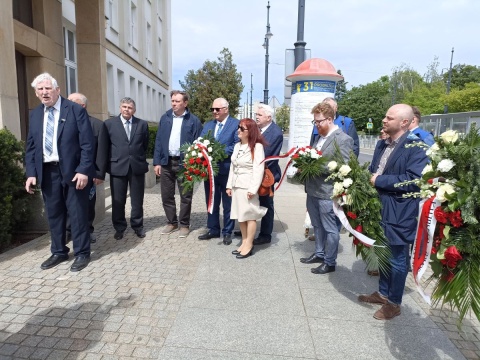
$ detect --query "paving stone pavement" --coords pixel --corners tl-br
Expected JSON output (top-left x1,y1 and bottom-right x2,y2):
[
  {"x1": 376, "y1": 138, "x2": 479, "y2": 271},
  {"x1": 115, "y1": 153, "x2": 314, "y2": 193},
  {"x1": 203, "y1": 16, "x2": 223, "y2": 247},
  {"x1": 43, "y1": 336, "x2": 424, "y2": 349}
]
[{"x1": 0, "y1": 158, "x2": 479, "y2": 359}]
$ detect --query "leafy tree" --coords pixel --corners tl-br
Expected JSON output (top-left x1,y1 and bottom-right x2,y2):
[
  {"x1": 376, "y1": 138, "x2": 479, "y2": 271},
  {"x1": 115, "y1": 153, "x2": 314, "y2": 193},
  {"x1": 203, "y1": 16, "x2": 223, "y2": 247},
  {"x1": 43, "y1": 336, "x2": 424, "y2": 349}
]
[
  {"x1": 444, "y1": 64, "x2": 480, "y2": 90},
  {"x1": 403, "y1": 81, "x2": 446, "y2": 115},
  {"x1": 338, "y1": 76, "x2": 391, "y2": 133},
  {"x1": 390, "y1": 64, "x2": 423, "y2": 104},
  {"x1": 179, "y1": 48, "x2": 244, "y2": 123},
  {"x1": 445, "y1": 83, "x2": 480, "y2": 112},
  {"x1": 275, "y1": 104, "x2": 290, "y2": 132},
  {"x1": 335, "y1": 69, "x2": 347, "y2": 102},
  {"x1": 423, "y1": 56, "x2": 443, "y2": 84}
]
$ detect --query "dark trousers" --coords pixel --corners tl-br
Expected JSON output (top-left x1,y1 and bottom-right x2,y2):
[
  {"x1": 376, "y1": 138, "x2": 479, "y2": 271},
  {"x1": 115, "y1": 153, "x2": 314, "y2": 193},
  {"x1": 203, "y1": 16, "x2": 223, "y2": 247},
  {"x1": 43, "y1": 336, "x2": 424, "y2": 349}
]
[
  {"x1": 67, "y1": 180, "x2": 96, "y2": 234},
  {"x1": 258, "y1": 189, "x2": 274, "y2": 240},
  {"x1": 110, "y1": 167, "x2": 145, "y2": 232},
  {"x1": 160, "y1": 160, "x2": 193, "y2": 227},
  {"x1": 204, "y1": 173, "x2": 234, "y2": 235},
  {"x1": 41, "y1": 163, "x2": 90, "y2": 257}
]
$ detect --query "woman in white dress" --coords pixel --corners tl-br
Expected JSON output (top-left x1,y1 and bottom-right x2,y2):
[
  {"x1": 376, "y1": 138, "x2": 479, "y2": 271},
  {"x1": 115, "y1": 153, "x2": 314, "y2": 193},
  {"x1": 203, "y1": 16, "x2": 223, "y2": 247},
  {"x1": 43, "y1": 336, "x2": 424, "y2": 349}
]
[{"x1": 226, "y1": 118, "x2": 268, "y2": 259}]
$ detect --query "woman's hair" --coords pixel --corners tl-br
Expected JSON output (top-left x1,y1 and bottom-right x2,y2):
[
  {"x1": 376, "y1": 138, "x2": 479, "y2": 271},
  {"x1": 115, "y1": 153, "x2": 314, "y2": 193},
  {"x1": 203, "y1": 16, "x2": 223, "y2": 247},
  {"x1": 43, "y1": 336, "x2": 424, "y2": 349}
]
[{"x1": 239, "y1": 118, "x2": 267, "y2": 160}]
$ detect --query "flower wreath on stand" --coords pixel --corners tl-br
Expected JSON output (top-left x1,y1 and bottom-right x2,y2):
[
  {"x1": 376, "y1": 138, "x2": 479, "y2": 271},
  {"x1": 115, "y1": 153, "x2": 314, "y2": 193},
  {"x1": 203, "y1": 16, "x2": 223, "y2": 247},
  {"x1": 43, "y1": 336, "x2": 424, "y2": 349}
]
[
  {"x1": 178, "y1": 132, "x2": 227, "y2": 213},
  {"x1": 326, "y1": 150, "x2": 391, "y2": 273},
  {"x1": 396, "y1": 127, "x2": 480, "y2": 325}
]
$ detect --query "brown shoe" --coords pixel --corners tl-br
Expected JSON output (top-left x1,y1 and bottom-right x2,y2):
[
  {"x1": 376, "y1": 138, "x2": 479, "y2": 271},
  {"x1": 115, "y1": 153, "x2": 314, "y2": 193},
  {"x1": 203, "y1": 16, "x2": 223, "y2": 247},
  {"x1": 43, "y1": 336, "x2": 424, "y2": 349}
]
[
  {"x1": 161, "y1": 224, "x2": 178, "y2": 235},
  {"x1": 358, "y1": 291, "x2": 388, "y2": 305},
  {"x1": 367, "y1": 269, "x2": 379, "y2": 276},
  {"x1": 308, "y1": 235, "x2": 315, "y2": 241},
  {"x1": 373, "y1": 303, "x2": 401, "y2": 320},
  {"x1": 178, "y1": 227, "x2": 190, "y2": 238}
]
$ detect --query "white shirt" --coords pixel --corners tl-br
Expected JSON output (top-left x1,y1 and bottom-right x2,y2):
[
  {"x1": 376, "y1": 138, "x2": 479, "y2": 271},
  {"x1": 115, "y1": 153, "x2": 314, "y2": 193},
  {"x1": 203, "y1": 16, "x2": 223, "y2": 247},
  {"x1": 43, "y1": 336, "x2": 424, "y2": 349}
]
[
  {"x1": 120, "y1": 115, "x2": 132, "y2": 140},
  {"x1": 260, "y1": 122, "x2": 272, "y2": 134},
  {"x1": 43, "y1": 97, "x2": 61, "y2": 162},
  {"x1": 169, "y1": 110, "x2": 186, "y2": 156}
]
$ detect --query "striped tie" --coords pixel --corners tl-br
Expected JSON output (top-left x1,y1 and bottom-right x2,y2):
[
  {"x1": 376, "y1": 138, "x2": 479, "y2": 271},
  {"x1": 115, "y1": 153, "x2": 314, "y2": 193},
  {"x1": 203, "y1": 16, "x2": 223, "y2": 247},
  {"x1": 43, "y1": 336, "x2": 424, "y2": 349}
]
[
  {"x1": 216, "y1": 122, "x2": 223, "y2": 140},
  {"x1": 45, "y1": 107, "x2": 55, "y2": 155}
]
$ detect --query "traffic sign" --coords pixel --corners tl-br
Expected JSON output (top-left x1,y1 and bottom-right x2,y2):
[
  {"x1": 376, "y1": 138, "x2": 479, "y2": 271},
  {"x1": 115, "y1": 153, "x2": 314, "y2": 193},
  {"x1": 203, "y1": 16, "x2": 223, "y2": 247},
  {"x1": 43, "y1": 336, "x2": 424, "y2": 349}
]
[{"x1": 367, "y1": 122, "x2": 373, "y2": 129}]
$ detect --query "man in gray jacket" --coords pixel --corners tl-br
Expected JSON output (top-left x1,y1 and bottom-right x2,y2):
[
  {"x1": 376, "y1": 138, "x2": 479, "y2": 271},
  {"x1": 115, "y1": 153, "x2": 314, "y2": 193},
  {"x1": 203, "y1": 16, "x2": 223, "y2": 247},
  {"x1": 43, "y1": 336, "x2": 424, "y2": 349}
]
[{"x1": 300, "y1": 102, "x2": 354, "y2": 274}]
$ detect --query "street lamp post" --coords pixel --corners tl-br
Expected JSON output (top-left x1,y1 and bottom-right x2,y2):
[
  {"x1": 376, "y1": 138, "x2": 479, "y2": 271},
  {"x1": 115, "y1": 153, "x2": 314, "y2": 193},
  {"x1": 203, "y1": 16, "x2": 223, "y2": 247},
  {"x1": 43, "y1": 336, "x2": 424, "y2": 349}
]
[
  {"x1": 444, "y1": 47, "x2": 454, "y2": 114},
  {"x1": 263, "y1": 1, "x2": 273, "y2": 105}
]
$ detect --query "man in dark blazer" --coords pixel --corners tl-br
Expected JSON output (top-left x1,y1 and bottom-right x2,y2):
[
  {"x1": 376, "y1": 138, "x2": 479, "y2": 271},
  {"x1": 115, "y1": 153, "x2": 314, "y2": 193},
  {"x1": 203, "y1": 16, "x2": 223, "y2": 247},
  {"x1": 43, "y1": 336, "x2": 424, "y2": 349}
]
[
  {"x1": 359, "y1": 104, "x2": 428, "y2": 320},
  {"x1": 67, "y1": 93, "x2": 104, "y2": 244},
  {"x1": 153, "y1": 90, "x2": 203, "y2": 238},
  {"x1": 97, "y1": 97, "x2": 149, "y2": 240},
  {"x1": 198, "y1": 98, "x2": 239, "y2": 245},
  {"x1": 25, "y1": 73, "x2": 95, "y2": 272},
  {"x1": 253, "y1": 103, "x2": 283, "y2": 245}
]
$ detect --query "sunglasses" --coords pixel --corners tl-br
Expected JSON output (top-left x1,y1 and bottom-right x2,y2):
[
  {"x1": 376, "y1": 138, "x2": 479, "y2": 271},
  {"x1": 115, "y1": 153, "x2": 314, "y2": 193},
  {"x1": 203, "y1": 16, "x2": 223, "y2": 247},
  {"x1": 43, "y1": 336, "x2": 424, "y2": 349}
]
[
  {"x1": 237, "y1": 125, "x2": 248, "y2": 132},
  {"x1": 210, "y1": 107, "x2": 227, "y2": 112}
]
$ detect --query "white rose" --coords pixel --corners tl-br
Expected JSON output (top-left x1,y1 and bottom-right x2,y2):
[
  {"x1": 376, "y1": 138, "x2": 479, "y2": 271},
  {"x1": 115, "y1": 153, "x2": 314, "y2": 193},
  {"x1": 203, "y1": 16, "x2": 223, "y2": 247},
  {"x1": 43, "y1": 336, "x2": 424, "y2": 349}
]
[
  {"x1": 191, "y1": 150, "x2": 197, "y2": 157},
  {"x1": 339, "y1": 165, "x2": 352, "y2": 177},
  {"x1": 343, "y1": 178, "x2": 353, "y2": 188},
  {"x1": 327, "y1": 161, "x2": 338, "y2": 172},
  {"x1": 421, "y1": 164, "x2": 433, "y2": 175},
  {"x1": 203, "y1": 140, "x2": 210, "y2": 146},
  {"x1": 310, "y1": 152, "x2": 320, "y2": 159},
  {"x1": 437, "y1": 159, "x2": 455, "y2": 173},
  {"x1": 197, "y1": 137, "x2": 203, "y2": 141},
  {"x1": 208, "y1": 147, "x2": 213, "y2": 152},
  {"x1": 440, "y1": 130, "x2": 458, "y2": 144},
  {"x1": 208, "y1": 156, "x2": 213, "y2": 161},
  {"x1": 436, "y1": 183, "x2": 455, "y2": 203},
  {"x1": 333, "y1": 182, "x2": 345, "y2": 196},
  {"x1": 299, "y1": 150, "x2": 305, "y2": 156},
  {"x1": 198, "y1": 152, "x2": 203, "y2": 158}
]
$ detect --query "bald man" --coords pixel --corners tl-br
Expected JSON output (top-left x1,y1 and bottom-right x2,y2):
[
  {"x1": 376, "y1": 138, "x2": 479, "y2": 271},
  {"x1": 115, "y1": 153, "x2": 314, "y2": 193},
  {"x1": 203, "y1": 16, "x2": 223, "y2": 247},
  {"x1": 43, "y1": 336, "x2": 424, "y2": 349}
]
[
  {"x1": 358, "y1": 104, "x2": 428, "y2": 320},
  {"x1": 67, "y1": 93, "x2": 104, "y2": 244}
]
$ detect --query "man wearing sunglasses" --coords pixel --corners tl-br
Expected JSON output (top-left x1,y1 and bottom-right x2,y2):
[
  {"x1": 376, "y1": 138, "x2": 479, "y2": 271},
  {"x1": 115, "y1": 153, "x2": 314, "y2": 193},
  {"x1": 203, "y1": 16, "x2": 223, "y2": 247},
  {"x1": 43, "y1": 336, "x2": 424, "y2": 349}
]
[{"x1": 198, "y1": 98, "x2": 239, "y2": 245}]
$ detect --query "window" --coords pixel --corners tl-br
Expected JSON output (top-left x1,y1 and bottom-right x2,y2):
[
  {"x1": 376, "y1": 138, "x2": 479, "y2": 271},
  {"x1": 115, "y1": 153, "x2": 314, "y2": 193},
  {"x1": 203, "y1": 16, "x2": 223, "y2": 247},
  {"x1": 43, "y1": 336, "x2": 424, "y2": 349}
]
[
  {"x1": 130, "y1": 2, "x2": 138, "y2": 49},
  {"x1": 146, "y1": 23, "x2": 152, "y2": 63},
  {"x1": 63, "y1": 27, "x2": 77, "y2": 95},
  {"x1": 107, "y1": 0, "x2": 119, "y2": 31}
]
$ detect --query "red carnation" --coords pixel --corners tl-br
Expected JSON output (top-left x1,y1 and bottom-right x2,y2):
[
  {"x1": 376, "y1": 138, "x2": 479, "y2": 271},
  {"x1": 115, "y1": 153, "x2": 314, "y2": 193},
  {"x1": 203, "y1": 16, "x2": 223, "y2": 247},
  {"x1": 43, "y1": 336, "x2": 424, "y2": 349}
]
[
  {"x1": 196, "y1": 158, "x2": 202, "y2": 164},
  {"x1": 347, "y1": 212, "x2": 357, "y2": 220},
  {"x1": 353, "y1": 237, "x2": 360, "y2": 246},
  {"x1": 444, "y1": 245, "x2": 462, "y2": 268},
  {"x1": 186, "y1": 175, "x2": 192, "y2": 181},
  {"x1": 188, "y1": 167, "x2": 194, "y2": 173},
  {"x1": 292, "y1": 154, "x2": 299, "y2": 159},
  {"x1": 203, "y1": 160, "x2": 208, "y2": 166},
  {"x1": 189, "y1": 158, "x2": 195, "y2": 165},
  {"x1": 448, "y1": 210, "x2": 463, "y2": 228},
  {"x1": 434, "y1": 207, "x2": 448, "y2": 224},
  {"x1": 427, "y1": 179, "x2": 433, "y2": 184},
  {"x1": 194, "y1": 169, "x2": 201, "y2": 175},
  {"x1": 431, "y1": 247, "x2": 437, "y2": 255},
  {"x1": 355, "y1": 224, "x2": 363, "y2": 233},
  {"x1": 316, "y1": 150, "x2": 322, "y2": 155},
  {"x1": 200, "y1": 172, "x2": 207, "y2": 177}
]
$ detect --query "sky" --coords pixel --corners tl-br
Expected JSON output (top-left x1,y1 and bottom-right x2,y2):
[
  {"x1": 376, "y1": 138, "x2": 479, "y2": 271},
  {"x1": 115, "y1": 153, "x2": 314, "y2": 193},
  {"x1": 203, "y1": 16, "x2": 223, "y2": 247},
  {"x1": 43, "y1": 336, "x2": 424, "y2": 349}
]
[{"x1": 171, "y1": 0, "x2": 479, "y2": 106}]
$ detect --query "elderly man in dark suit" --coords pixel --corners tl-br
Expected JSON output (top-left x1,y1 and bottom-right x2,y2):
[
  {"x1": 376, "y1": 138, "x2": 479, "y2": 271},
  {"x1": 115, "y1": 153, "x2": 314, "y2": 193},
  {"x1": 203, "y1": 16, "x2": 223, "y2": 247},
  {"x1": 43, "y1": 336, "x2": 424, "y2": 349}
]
[
  {"x1": 153, "y1": 90, "x2": 203, "y2": 238},
  {"x1": 97, "y1": 97, "x2": 149, "y2": 240},
  {"x1": 66, "y1": 93, "x2": 104, "y2": 244},
  {"x1": 198, "y1": 98, "x2": 239, "y2": 245},
  {"x1": 253, "y1": 103, "x2": 283, "y2": 245},
  {"x1": 300, "y1": 102, "x2": 354, "y2": 274},
  {"x1": 25, "y1": 73, "x2": 95, "y2": 272},
  {"x1": 358, "y1": 104, "x2": 428, "y2": 320}
]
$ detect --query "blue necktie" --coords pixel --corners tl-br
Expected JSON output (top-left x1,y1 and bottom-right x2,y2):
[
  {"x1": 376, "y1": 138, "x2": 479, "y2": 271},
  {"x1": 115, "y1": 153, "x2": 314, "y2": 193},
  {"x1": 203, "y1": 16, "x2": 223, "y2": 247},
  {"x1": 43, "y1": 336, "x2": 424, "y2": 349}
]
[
  {"x1": 216, "y1": 122, "x2": 223, "y2": 140},
  {"x1": 45, "y1": 107, "x2": 55, "y2": 155}
]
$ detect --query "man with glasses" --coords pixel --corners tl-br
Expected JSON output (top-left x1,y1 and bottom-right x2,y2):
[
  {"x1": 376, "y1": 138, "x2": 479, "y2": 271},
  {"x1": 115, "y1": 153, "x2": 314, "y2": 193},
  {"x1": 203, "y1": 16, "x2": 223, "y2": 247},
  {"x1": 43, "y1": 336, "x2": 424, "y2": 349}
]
[
  {"x1": 153, "y1": 91, "x2": 203, "y2": 238},
  {"x1": 198, "y1": 98, "x2": 239, "y2": 245},
  {"x1": 300, "y1": 102, "x2": 353, "y2": 274}
]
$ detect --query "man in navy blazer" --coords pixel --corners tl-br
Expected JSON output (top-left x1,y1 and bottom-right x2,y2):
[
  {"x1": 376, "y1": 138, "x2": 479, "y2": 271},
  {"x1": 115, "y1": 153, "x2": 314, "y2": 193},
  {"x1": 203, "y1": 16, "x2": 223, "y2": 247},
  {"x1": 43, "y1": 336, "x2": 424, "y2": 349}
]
[
  {"x1": 359, "y1": 104, "x2": 428, "y2": 320},
  {"x1": 25, "y1": 73, "x2": 95, "y2": 272},
  {"x1": 198, "y1": 98, "x2": 239, "y2": 245},
  {"x1": 97, "y1": 97, "x2": 149, "y2": 240},
  {"x1": 153, "y1": 90, "x2": 203, "y2": 238},
  {"x1": 253, "y1": 104, "x2": 283, "y2": 245}
]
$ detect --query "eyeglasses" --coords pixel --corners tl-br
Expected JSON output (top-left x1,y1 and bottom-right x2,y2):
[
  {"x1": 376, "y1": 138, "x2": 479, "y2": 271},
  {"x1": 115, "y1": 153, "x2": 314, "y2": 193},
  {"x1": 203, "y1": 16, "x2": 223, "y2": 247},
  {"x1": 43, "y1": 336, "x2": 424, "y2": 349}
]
[
  {"x1": 237, "y1": 125, "x2": 248, "y2": 132},
  {"x1": 210, "y1": 107, "x2": 227, "y2": 112},
  {"x1": 311, "y1": 118, "x2": 329, "y2": 125}
]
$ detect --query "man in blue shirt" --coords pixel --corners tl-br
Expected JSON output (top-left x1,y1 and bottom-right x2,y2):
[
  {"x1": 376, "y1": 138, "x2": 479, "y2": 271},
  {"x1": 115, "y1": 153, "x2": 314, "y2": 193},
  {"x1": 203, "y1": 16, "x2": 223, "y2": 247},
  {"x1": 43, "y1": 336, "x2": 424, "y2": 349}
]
[{"x1": 408, "y1": 106, "x2": 435, "y2": 146}]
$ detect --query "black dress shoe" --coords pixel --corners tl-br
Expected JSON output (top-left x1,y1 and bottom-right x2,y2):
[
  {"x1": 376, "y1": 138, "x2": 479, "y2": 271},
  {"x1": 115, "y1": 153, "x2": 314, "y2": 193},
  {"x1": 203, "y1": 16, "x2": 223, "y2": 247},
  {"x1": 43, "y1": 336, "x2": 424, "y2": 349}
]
[
  {"x1": 236, "y1": 247, "x2": 254, "y2": 259},
  {"x1": 300, "y1": 254, "x2": 324, "y2": 264},
  {"x1": 253, "y1": 237, "x2": 271, "y2": 245},
  {"x1": 70, "y1": 256, "x2": 90, "y2": 272},
  {"x1": 114, "y1": 231, "x2": 124, "y2": 240},
  {"x1": 234, "y1": 231, "x2": 242, "y2": 236},
  {"x1": 90, "y1": 233, "x2": 97, "y2": 244},
  {"x1": 232, "y1": 249, "x2": 241, "y2": 255},
  {"x1": 41, "y1": 255, "x2": 69, "y2": 270},
  {"x1": 134, "y1": 228, "x2": 146, "y2": 238},
  {"x1": 311, "y1": 263, "x2": 335, "y2": 274},
  {"x1": 198, "y1": 232, "x2": 220, "y2": 240},
  {"x1": 223, "y1": 234, "x2": 232, "y2": 245}
]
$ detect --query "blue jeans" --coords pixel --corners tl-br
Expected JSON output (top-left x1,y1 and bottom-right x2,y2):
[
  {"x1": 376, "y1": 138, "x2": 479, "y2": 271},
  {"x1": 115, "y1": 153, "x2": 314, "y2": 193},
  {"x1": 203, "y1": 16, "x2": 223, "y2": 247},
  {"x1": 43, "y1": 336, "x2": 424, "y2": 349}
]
[
  {"x1": 306, "y1": 195, "x2": 340, "y2": 266},
  {"x1": 379, "y1": 244, "x2": 410, "y2": 305}
]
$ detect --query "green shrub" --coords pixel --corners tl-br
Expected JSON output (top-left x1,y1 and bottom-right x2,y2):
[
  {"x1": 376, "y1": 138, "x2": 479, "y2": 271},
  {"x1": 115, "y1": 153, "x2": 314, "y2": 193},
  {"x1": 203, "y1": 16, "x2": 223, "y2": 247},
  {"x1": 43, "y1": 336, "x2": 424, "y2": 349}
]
[
  {"x1": 146, "y1": 125, "x2": 158, "y2": 159},
  {"x1": 0, "y1": 128, "x2": 30, "y2": 249}
]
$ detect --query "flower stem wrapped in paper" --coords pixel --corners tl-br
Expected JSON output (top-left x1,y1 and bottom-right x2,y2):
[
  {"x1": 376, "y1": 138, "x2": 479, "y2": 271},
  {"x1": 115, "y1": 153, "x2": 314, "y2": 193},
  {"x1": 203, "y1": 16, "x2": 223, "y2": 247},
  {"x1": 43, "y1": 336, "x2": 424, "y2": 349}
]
[
  {"x1": 397, "y1": 126, "x2": 480, "y2": 326},
  {"x1": 326, "y1": 147, "x2": 391, "y2": 274},
  {"x1": 178, "y1": 133, "x2": 227, "y2": 194}
]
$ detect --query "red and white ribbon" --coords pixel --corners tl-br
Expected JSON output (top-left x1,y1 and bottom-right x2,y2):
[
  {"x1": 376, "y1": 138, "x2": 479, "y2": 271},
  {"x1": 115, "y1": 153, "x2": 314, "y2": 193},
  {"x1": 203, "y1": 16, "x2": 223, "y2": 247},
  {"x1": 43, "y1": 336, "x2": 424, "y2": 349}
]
[
  {"x1": 332, "y1": 202, "x2": 376, "y2": 246},
  {"x1": 196, "y1": 143, "x2": 215, "y2": 214},
  {"x1": 261, "y1": 147, "x2": 297, "y2": 191},
  {"x1": 412, "y1": 196, "x2": 438, "y2": 304}
]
